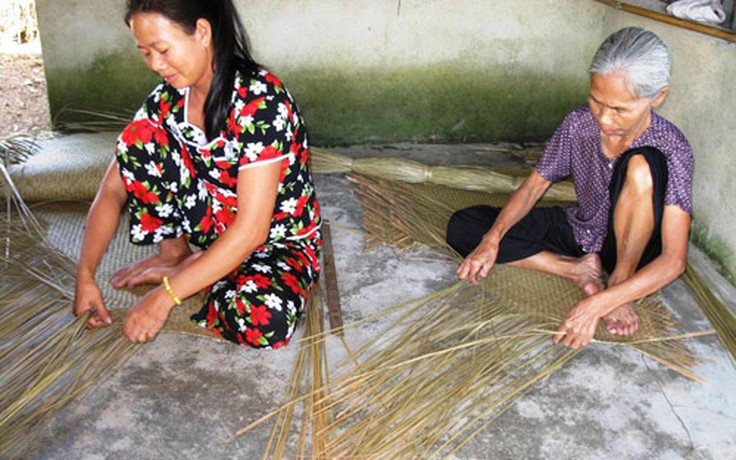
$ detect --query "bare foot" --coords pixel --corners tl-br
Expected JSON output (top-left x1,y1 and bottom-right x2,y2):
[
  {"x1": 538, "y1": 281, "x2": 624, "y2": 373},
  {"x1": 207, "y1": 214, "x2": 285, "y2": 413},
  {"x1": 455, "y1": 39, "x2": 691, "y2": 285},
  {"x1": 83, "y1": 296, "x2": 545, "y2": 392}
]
[
  {"x1": 111, "y1": 237, "x2": 191, "y2": 288},
  {"x1": 602, "y1": 303, "x2": 640, "y2": 335},
  {"x1": 572, "y1": 253, "x2": 605, "y2": 296}
]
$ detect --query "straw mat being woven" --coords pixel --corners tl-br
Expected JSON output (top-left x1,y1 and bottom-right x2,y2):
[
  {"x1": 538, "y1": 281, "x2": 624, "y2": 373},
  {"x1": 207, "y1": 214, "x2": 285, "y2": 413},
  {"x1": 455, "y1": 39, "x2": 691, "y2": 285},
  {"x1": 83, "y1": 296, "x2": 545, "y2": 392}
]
[{"x1": 349, "y1": 173, "x2": 699, "y2": 378}]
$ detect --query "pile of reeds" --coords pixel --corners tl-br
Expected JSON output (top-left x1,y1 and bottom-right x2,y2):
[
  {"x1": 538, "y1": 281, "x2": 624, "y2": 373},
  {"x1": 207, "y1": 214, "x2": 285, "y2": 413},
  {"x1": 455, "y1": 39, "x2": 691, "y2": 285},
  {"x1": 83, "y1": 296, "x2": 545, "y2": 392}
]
[
  {"x1": 682, "y1": 262, "x2": 736, "y2": 360},
  {"x1": 234, "y1": 158, "x2": 706, "y2": 457},
  {"x1": 242, "y1": 287, "x2": 334, "y2": 459},
  {"x1": 243, "y1": 261, "x2": 702, "y2": 457},
  {"x1": 0, "y1": 155, "x2": 142, "y2": 457},
  {"x1": 348, "y1": 173, "x2": 704, "y2": 376}
]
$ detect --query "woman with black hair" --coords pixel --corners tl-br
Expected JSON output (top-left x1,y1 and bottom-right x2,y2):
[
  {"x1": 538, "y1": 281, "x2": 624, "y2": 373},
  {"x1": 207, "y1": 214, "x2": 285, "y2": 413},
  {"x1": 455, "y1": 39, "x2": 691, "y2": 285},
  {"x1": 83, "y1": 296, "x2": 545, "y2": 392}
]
[{"x1": 73, "y1": 0, "x2": 322, "y2": 349}]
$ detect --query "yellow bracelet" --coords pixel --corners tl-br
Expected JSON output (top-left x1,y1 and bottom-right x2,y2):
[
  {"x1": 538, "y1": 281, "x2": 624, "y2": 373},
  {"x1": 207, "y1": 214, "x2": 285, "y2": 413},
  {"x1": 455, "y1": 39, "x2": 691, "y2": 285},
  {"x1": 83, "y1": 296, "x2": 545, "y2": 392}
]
[{"x1": 162, "y1": 276, "x2": 182, "y2": 306}]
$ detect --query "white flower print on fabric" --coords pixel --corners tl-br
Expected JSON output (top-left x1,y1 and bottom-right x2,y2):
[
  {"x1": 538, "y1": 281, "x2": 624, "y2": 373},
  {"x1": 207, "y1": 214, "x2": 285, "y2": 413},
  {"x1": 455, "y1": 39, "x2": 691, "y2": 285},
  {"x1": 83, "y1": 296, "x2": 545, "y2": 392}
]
[
  {"x1": 270, "y1": 223, "x2": 287, "y2": 240},
  {"x1": 145, "y1": 161, "x2": 162, "y2": 177},
  {"x1": 252, "y1": 263, "x2": 272, "y2": 274},
  {"x1": 264, "y1": 293, "x2": 283, "y2": 311},
  {"x1": 244, "y1": 142, "x2": 264, "y2": 162},
  {"x1": 241, "y1": 280, "x2": 258, "y2": 294},
  {"x1": 249, "y1": 80, "x2": 268, "y2": 95},
  {"x1": 131, "y1": 224, "x2": 147, "y2": 241},
  {"x1": 280, "y1": 197, "x2": 298, "y2": 214},
  {"x1": 184, "y1": 194, "x2": 197, "y2": 209},
  {"x1": 155, "y1": 203, "x2": 174, "y2": 218}
]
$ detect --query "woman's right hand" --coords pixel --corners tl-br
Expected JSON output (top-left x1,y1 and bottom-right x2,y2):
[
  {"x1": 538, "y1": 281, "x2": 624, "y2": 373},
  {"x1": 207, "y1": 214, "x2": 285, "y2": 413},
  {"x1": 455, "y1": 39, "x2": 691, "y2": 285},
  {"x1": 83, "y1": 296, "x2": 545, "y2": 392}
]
[
  {"x1": 74, "y1": 277, "x2": 113, "y2": 329},
  {"x1": 456, "y1": 235, "x2": 500, "y2": 285}
]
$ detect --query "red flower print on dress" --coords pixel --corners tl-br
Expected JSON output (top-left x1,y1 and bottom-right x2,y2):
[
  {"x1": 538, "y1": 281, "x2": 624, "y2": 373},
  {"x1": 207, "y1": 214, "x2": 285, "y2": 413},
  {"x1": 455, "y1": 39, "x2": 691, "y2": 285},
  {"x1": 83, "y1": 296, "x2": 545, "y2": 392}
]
[
  {"x1": 279, "y1": 163, "x2": 289, "y2": 182},
  {"x1": 295, "y1": 250, "x2": 311, "y2": 266},
  {"x1": 227, "y1": 113, "x2": 242, "y2": 137},
  {"x1": 294, "y1": 195, "x2": 309, "y2": 217},
  {"x1": 260, "y1": 145, "x2": 283, "y2": 161},
  {"x1": 272, "y1": 338, "x2": 290, "y2": 350},
  {"x1": 198, "y1": 206, "x2": 215, "y2": 234},
  {"x1": 215, "y1": 162, "x2": 238, "y2": 187},
  {"x1": 264, "y1": 72, "x2": 283, "y2": 88},
  {"x1": 126, "y1": 180, "x2": 160, "y2": 204},
  {"x1": 140, "y1": 213, "x2": 164, "y2": 233},
  {"x1": 154, "y1": 127, "x2": 169, "y2": 147},
  {"x1": 285, "y1": 257, "x2": 305, "y2": 272},
  {"x1": 235, "y1": 298, "x2": 247, "y2": 315},
  {"x1": 240, "y1": 97, "x2": 266, "y2": 118},
  {"x1": 218, "y1": 193, "x2": 237, "y2": 208},
  {"x1": 215, "y1": 207, "x2": 236, "y2": 229},
  {"x1": 121, "y1": 119, "x2": 156, "y2": 146},
  {"x1": 295, "y1": 224, "x2": 314, "y2": 237},
  {"x1": 160, "y1": 98, "x2": 172, "y2": 119},
  {"x1": 249, "y1": 304, "x2": 272, "y2": 326},
  {"x1": 252, "y1": 274, "x2": 271, "y2": 289},
  {"x1": 281, "y1": 272, "x2": 303, "y2": 295},
  {"x1": 205, "y1": 305, "x2": 220, "y2": 329},
  {"x1": 245, "y1": 328, "x2": 264, "y2": 346},
  {"x1": 180, "y1": 144, "x2": 197, "y2": 178}
]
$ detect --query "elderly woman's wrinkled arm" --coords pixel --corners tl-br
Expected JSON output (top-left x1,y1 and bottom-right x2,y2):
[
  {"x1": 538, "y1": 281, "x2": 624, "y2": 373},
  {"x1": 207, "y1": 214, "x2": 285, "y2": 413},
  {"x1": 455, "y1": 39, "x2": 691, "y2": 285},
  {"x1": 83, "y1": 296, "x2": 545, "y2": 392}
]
[
  {"x1": 456, "y1": 170, "x2": 553, "y2": 284},
  {"x1": 554, "y1": 205, "x2": 690, "y2": 348}
]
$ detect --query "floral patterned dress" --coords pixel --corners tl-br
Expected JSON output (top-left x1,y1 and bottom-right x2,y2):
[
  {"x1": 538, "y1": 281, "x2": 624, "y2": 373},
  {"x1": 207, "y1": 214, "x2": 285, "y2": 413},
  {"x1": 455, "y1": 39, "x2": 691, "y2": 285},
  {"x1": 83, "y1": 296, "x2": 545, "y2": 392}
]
[{"x1": 115, "y1": 68, "x2": 322, "y2": 349}]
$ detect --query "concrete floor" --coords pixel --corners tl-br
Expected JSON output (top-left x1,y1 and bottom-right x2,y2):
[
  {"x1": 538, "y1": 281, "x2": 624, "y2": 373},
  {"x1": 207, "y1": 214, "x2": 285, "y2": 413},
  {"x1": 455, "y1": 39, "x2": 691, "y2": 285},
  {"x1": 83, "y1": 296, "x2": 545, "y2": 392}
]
[{"x1": 17, "y1": 139, "x2": 736, "y2": 459}]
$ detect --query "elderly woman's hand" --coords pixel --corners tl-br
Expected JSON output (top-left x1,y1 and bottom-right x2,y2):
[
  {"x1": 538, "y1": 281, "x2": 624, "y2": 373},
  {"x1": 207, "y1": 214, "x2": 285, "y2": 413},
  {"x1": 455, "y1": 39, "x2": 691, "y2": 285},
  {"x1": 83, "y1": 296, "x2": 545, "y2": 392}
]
[
  {"x1": 456, "y1": 235, "x2": 500, "y2": 285},
  {"x1": 553, "y1": 296, "x2": 605, "y2": 349}
]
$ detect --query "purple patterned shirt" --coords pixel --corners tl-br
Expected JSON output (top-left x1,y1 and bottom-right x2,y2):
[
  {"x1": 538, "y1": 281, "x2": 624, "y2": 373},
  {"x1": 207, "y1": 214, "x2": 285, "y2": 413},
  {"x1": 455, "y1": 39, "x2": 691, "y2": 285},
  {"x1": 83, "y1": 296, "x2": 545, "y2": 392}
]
[{"x1": 536, "y1": 105, "x2": 694, "y2": 253}]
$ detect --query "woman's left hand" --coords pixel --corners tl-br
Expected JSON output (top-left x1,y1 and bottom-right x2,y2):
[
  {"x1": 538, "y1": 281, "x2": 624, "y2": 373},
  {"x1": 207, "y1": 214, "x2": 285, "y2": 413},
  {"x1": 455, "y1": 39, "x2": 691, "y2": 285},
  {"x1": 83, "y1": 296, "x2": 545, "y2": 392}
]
[
  {"x1": 553, "y1": 297, "x2": 603, "y2": 349},
  {"x1": 123, "y1": 288, "x2": 175, "y2": 343}
]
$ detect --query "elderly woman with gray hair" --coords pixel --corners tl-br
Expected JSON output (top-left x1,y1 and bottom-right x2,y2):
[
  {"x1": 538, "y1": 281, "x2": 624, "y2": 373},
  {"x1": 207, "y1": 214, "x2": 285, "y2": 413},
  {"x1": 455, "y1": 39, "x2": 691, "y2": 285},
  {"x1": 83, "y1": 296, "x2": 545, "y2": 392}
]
[{"x1": 446, "y1": 27, "x2": 694, "y2": 349}]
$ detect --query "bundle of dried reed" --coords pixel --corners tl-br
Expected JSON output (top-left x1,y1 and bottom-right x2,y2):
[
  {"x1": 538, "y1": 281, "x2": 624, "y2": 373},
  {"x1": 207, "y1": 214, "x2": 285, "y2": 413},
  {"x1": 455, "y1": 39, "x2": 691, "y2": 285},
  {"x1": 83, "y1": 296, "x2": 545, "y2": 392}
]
[{"x1": 310, "y1": 147, "x2": 577, "y2": 202}]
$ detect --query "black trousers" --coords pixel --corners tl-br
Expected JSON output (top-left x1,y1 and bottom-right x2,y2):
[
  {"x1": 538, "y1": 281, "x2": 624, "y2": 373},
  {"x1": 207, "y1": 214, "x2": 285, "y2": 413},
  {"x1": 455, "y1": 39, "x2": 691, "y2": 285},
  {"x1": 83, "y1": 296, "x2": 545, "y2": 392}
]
[{"x1": 446, "y1": 147, "x2": 669, "y2": 275}]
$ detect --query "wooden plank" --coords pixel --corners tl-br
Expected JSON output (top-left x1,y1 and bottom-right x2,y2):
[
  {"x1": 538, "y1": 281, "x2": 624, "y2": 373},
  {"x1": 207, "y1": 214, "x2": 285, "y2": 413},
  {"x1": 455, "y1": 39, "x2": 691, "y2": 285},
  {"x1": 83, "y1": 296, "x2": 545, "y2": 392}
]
[
  {"x1": 321, "y1": 220, "x2": 344, "y2": 336},
  {"x1": 594, "y1": 0, "x2": 736, "y2": 43}
]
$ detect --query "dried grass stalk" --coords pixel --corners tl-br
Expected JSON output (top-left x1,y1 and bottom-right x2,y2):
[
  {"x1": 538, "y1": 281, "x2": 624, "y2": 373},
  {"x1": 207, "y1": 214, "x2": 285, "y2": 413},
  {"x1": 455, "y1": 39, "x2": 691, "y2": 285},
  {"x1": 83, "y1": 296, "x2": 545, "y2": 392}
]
[
  {"x1": 0, "y1": 159, "x2": 141, "y2": 458},
  {"x1": 259, "y1": 287, "x2": 333, "y2": 459},
  {"x1": 310, "y1": 146, "x2": 577, "y2": 202},
  {"x1": 681, "y1": 262, "x2": 736, "y2": 361}
]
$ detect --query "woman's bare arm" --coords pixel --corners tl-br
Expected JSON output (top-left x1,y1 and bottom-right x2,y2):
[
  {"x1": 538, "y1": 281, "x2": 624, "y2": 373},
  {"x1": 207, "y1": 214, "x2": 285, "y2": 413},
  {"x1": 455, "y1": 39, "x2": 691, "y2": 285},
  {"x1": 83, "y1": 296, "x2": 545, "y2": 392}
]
[
  {"x1": 457, "y1": 170, "x2": 553, "y2": 284},
  {"x1": 73, "y1": 159, "x2": 128, "y2": 327}
]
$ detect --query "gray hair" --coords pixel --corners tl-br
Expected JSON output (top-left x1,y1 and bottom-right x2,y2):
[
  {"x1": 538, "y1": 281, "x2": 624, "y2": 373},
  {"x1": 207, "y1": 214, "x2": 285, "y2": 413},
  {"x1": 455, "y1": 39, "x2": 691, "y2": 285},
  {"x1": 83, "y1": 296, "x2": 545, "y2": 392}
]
[{"x1": 589, "y1": 27, "x2": 671, "y2": 100}]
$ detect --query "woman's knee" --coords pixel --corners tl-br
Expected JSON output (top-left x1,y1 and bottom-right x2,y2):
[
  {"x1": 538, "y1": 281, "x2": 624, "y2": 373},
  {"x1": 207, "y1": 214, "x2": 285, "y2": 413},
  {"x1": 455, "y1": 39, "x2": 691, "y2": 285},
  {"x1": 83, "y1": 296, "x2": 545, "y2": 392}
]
[
  {"x1": 624, "y1": 154, "x2": 655, "y2": 195},
  {"x1": 241, "y1": 298, "x2": 302, "y2": 349}
]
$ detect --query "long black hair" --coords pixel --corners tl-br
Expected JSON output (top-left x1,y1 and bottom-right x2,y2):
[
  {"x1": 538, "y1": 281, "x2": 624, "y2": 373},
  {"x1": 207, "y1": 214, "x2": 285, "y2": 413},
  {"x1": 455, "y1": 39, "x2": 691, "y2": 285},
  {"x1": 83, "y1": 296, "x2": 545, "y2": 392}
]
[{"x1": 125, "y1": 0, "x2": 260, "y2": 139}]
